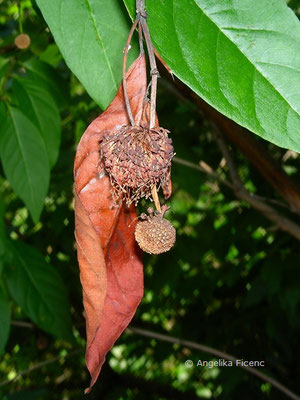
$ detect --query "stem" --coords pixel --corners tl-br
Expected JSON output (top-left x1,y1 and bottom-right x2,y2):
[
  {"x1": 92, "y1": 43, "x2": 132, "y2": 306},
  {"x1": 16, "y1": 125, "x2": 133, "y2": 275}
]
[
  {"x1": 18, "y1": 2, "x2": 23, "y2": 33},
  {"x1": 11, "y1": 320, "x2": 34, "y2": 328},
  {"x1": 122, "y1": 17, "x2": 139, "y2": 126},
  {"x1": 136, "y1": 0, "x2": 145, "y2": 13},
  {"x1": 140, "y1": 18, "x2": 159, "y2": 129},
  {"x1": 138, "y1": 21, "x2": 144, "y2": 54},
  {"x1": 151, "y1": 185, "x2": 161, "y2": 212},
  {"x1": 136, "y1": 0, "x2": 159, "y2": 129},
  {"x1": 173, "y1": 156, "x2": 234, "y2": 190},
  {"x1": 213, "y1": 128, "x2": 300, "y2": 242},
  {"x1": 0, "y1": 349, "x2": 81, "y2": 387}
]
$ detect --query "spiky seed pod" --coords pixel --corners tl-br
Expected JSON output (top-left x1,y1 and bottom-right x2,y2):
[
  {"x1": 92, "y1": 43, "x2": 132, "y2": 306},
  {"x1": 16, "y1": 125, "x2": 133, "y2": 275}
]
[
  {"x1": 135, "y1": 207, "x2": 176, "y2": 254},
  {"x1": 100, "y1": 124, "x2": 174, "y2": 206},
  {"x1": 14, "y1": 34, "x2": 31, "y2": 49}
]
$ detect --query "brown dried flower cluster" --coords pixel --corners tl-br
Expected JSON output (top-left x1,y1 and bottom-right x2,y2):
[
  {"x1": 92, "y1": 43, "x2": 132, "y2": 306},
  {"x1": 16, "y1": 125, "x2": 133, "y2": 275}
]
[{"x1": 100, "y1": 124, "x2": 174, "y2": 206}]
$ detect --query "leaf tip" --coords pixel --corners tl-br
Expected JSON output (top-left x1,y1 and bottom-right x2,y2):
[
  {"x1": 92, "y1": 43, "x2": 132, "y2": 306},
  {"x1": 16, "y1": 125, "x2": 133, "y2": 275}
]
[{"x1": 84, "y1": 387, "x2": 91, "y2": 395}]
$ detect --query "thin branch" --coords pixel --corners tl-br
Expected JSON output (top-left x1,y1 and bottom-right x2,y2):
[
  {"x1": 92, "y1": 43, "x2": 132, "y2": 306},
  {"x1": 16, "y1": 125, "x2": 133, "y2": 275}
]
[
  {"x1": 175, "y1": 153, "x2": 300, "y2": 242},
  {"x1": 140, "y1": 21, "x2": 158, "y2": 129},
  {"x1": 137, "y1": 0, "x2": 159, "y2": 129},
  {"x1": 127, "y1": 326, "x2": 300, "y2": 400},
  {"x1": 17, "y1": 2, "x2": 24, "y2": 34},
  {"x1": 5, "y1": 321, "x2": 299, "y2": 399},
  {"x1": 138, "y1": 21, "x2": 144, "y2": 54},
  {"x1": 11, "y1": 320, "x2": 34, "y2": 328},
  {"x1": 174, "y1": 156, "x2": 289, "y2": 211},
  {"x1": 214, "y1": 131, "x2": 242, "y2": 188},
  {"x1": 0, "y1": 349, "x2": 81, "y2": 387},
  {"x1": 122, "y1": 17, "x2": 140, "y2": 126},
  {"x1": 136, "y1": 0, "x2": 146, "y2": 14},
  {"x1": 173, "y1": 156, "x2": 233, "y2": 190},
  {"x1": 213, "y1": 128, "x2": 300, "y2": 242}
]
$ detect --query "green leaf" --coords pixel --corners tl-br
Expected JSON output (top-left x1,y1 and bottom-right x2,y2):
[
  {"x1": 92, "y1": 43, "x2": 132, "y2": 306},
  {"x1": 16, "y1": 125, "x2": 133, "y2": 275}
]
[
  {"x1": 13, "y1": 77, "x2": 61, "y2": 167},
  {"x1": 0, "y1": 57, "x2": 9, "y2": 82},
  {"x1": 5, "y1": 241, "x2": 73, "y2": 340},
  {"x1": 0, "y1": 104, "x2": 50, "y2": 223},
  {"x1": 40, "y1": 44, "x2": 64, "y2": 67},
  {"x1": 0, "y1": 197, "x2": 7, "y2": 275},
  {"x1": 0, "y1": 199, "x2": 7, "y2": 274},
  {"x1": 124, "y1": 0, "x2": 300, "y2": 152},
  {"x1": 35, "y1": 0, "x2": 138, "y2": 109},
  {"x1": 0, "y1": 199, "x2": 6, "y2": 248},
  {"x1": 0, "y1": 285, "x2": 11, "y2": 354},
  {"x1": 23, "y1": 58, "x2": 68, "y2": 110}
]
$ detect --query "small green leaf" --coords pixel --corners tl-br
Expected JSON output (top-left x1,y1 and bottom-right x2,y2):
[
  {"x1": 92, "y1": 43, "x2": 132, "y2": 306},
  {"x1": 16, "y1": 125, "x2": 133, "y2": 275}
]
[
  {"x1": 0, "y1": 104, "x2": 50, "y2": 223},
  {"x1": 0, "y1": 285, "x2": 11, "y2": 354},
  {"x1": 40, "y1": 43, "x2": 63, "y2": 66},
  {"x1": 35, "y1": 0, "x2": 139, "y2": 109},
  {"x1": 23, "y1": 58, "x2": 68, "y2": 110},
  {"x1": 5, "y1": 241, "x2": 73, "y2": 341},
  {"x1": 124, "y1": 0, "x2": 300, "y2": 152},
  {"x1": 0, "y1": 57, "x2": 9, "y2": 82},
  {"x1": 13, "y1": 76, "x2": 61, "y2": 167}
]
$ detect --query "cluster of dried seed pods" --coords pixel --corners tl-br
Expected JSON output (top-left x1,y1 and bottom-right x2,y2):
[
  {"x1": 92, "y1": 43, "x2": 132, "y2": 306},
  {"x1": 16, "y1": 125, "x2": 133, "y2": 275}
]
[
  {"x1": 100, "y1": 124, "x2": 174, "y2": 206},
  {"x1": 100, "y1": 4, "x2": 176, "y2": 255}
]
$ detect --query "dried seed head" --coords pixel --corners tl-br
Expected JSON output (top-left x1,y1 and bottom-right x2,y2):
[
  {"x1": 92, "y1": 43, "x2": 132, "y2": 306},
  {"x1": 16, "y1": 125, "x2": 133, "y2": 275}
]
[
  {"x1": 14, "y1": 33, "x2": 31, "y2": 49},
  {"x1": 134, "y1": 206, "x2": 176, "y2": 254},
  {"x1": 100, "y1": 125, "x2": 173, "y2": 206}
]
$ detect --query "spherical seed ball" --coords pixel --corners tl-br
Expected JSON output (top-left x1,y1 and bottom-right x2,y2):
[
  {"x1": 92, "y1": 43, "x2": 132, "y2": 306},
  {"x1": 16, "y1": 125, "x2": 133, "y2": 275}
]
[
  {"x1": 14, "y1": 33, "x2": 31, "y2": 50},
  {"x1": 135, "y1": 216, "x2": 176, "y2": 254}
]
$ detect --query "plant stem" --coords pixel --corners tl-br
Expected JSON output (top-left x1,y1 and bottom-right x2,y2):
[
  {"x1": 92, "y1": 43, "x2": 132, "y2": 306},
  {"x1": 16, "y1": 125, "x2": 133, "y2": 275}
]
[
  {"x1": 18, "y1": 2, "x2": 23, "y2": 33},
  {"x1": 0, "y1": 349, "x2": 81, "y2": 387},
  {"x1": 122, "y1": 17, "x2": 140, "y2": 126},
  {"x1": 138, "y1": 21, "x2": 144, "y2": 54},
  {"x1": 139, "y1": 19, "x2": 159, "y2": 129},
  {"x1": 151, "y1": 185, "x2": 161, "y2": 212},
  {"x1": 136, "y1": 0, "x2": 145, "y2": 13},
  {"x1": 213, "y1": 127, "x2": 300, "y2": 242},
  {"x1": 136, "y1": 0, "x2": 159, "y2": 129},
  {"x1": 123, "y1": 1, "x2": 159, "y2": 130}
]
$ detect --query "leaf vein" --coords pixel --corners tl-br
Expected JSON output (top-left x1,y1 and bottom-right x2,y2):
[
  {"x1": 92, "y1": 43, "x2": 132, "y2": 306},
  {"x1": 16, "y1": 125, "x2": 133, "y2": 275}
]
[
  {"x1": 193, "y1": 1, "x2": 300, "y2": 118},
  {"x1": 84, "y1": 0, "x2": 117, "y2": 90}
]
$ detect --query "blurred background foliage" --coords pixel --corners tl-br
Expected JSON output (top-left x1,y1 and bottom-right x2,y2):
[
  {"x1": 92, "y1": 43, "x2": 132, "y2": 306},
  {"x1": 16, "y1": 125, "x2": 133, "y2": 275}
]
[{"x1": 1, "y1": 0, "x2": 300, "y2": 399}]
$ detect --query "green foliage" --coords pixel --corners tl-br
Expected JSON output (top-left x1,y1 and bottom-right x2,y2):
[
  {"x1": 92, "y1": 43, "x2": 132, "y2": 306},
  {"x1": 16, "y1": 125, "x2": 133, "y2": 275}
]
[
  {"x1": 0, "y1": 105, "x2": 49, "y2": 223},
  {"x1": 124, "y1": 0, "x2": 300, "y2": 152},
  {"x1": 12, "y1": 76, "x2": 61, "y2": 167},
  {"x1": 1, "y1": 0, "x2": 300, "y2": 399},
  {"x1": 0, "y1": 200, "x2": 7, "y2": 263},
  {"x1": 35, "y1": 0, "x2": 139, "y2": 109},
  {"x1": 5, "y1": 240, "x2": 73, "y2": 341},
  {"x1": 23, "y1": 59, "x2": 68, "y2": 110},
  {"x1": 0, "y1": 284, "x2": 11, "y2": 354}
]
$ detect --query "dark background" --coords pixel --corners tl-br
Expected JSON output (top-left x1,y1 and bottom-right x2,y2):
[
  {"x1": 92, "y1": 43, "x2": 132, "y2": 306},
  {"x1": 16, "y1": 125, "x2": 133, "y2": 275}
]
[{"x1": 1, "y1": 1, "x2": 300, "y2": 399}]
